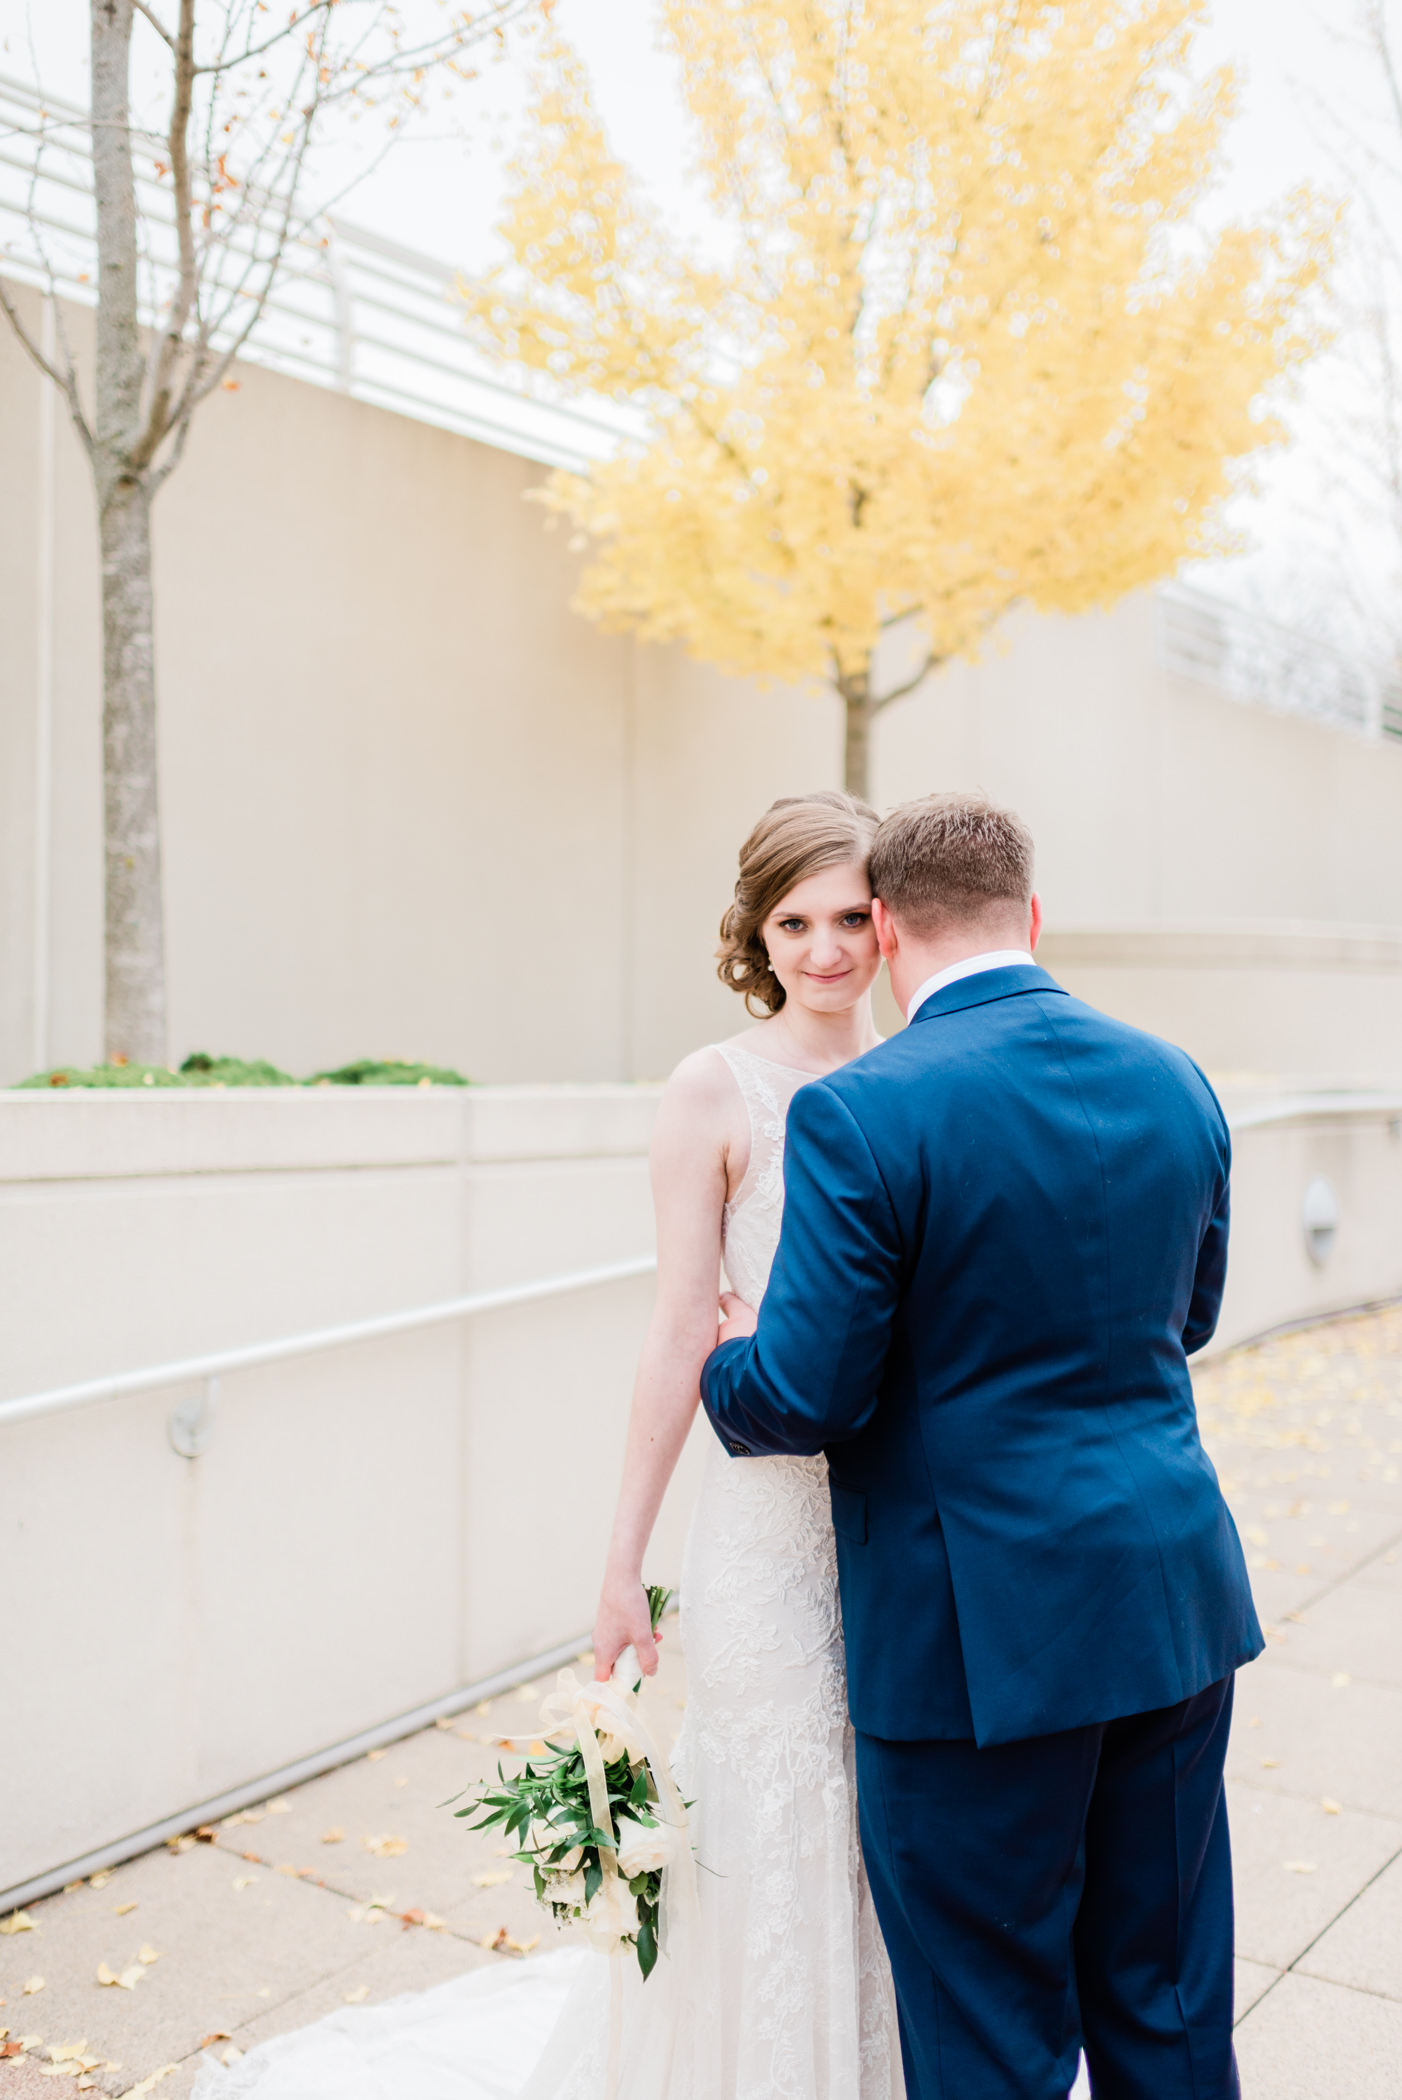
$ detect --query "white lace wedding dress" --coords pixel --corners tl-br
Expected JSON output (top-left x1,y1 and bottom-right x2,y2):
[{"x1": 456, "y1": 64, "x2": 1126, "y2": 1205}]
[{"x1": 193, "y1": 1042, "x2": 904, "y2": 2100}]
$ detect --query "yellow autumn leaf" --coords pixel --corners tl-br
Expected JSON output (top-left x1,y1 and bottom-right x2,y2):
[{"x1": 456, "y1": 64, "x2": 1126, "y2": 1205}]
[
  {"x1": 472, "y1": 1870, "x2": 513, "y2": 1888},
  {"x1": 505, "y1": 1934, "x2": 541, "y2": 1954},
  {"x1": 46, "y1": 2044, "x2": 88, "y2": 2062},
  {"x1": 37, "y1": 2066, "x2": 80, "y2": 2080},
  {"x1": 137, "y1": 1945, "x2": 160, "y2": 1965},
  {"x1": 320, "y1": 1828, "x2": 346, "y2": 1845},
  {"x1": 22, "y1": 1978, "x2": 45, "y2": 1996},
  {"x1": 1283, "y1": 1860, "x2": 1318, "y2": 1874},
  {"x1": 265, "y1": 1798, "x2": 292, "y2": 1815},
  {"x1": 125, "y1": 2066, "x2": 179, "y2": 2097},
  {"x1": 1333, "y1": 1673, "x2": 1352, "y2": 1688},
  {"x1": 87, "y1": 1873, "x2": 111, "y2": 1889},
  {"x1": 1321, "y1": 1798, "x2": 1343, "y2": 1815},
  {"x1": 343, "y1": 1986, "x2": 369, "y2": 2004},
  {"x1": 0, "y1": 1911, "x2": 35, "y2": 1934},
  {"x1": 115, "y1": 1902, "x2": 137, "y2": 1916},
  {"x1": 362, "y1": 1835, "x2": 408, "y2": 1859}
]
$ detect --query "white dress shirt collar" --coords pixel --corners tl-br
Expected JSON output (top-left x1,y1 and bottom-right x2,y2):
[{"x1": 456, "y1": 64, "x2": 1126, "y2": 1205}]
[{"x1": 905, "y1": 949, "x2": 1035, "y2": 1024}]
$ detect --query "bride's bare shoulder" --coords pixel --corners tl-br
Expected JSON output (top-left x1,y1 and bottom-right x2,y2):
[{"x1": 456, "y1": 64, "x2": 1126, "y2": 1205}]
[{"x1": 661, "y1": 1043, "x2": 735, "y2": 1117}]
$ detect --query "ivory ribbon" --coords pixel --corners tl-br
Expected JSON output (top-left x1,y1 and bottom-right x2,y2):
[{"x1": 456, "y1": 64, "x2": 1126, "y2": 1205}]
[{"x1": 536, "y1": 1657, "x2": 701, "y2": 2100}]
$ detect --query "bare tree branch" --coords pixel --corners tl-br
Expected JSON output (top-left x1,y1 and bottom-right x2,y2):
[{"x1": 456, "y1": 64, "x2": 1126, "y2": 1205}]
[{"x1": 872, "y1": 652, "x2": 940, "y2": 711}]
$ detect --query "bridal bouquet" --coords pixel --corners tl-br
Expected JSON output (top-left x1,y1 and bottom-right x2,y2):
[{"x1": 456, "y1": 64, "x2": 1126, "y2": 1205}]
[{"x1": 454, "y1": 1586, "x2": 692, "y2": 1980}]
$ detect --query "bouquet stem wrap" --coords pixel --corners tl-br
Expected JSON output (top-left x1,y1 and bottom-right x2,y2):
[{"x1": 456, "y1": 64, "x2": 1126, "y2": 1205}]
[{"x1": 540, "y1": 1659, "x2": 700, "y2": 2099}]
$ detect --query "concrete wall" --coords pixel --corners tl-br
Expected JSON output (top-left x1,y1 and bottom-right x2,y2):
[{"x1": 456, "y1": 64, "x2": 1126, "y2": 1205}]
[
  {"x1": 0, "y1": 1086, "x2": 710, "y2": 1895},
  {"x1": 4, "y1": 1083, "x2": 1401, "y2": 1894},
  {"x1": 4, "y1": 279, "x2": 1402, "y2": 1094}
]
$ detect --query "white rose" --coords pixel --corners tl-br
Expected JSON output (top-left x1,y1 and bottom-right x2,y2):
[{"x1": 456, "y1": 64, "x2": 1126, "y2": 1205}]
[
  {"x1": 582, "y1": 1876, "x2": 639, "y2": 1952},
  {"x1": 548, "y1": 1869, "x2": 587, "y2": 1911},
  {"x1": 615, "y1": 1811, "x2": 673, "y2": 1879}
]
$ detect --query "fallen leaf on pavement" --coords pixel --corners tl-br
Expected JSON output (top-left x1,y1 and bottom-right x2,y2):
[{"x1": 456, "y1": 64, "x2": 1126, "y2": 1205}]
[
  {"x1": 1332, "y1": 1673, "x2": 1352, "y2": 1688},
  {"x1": 115, "y1": 1904, "x2": 138, "y2": 1917},
  {"x1": 479, "y1": 1927, "x2": 509, "y2": 1951},
  {"x1": 137, "y1": 1947, "x2": 160, "y2": 1966},
  {"x1": 196, "y1": 2035, "x2": 231, "y2": 2049},
  {"x1": 266, "y1": 1799, "x2": 292, "y2": 1815},
  {"x1": 472, "y1": 1870, "x2": 513, "y2": 1888},
  {"x1": 423, "y1": 1914, "x2": 448, "y2": 1932},
  {"x1": 274, "y1": 1865, "x2": 299, "y2": 1877},
  {"x1": 363, "y1": 1836, "x2": 408, "y2": 1858},
  {"x1": 37, "y1": 2064, "x2": 80, "y2": 2078},
  {"x1": 95, "y1": 1964, "x2": 145, "y2": 1991},
  {"x1": 1283, "y1": 1860, "x2": 1318, "y2": 1874},
  {"x1": 46, "y1": 2045, "x2": 89, "y2": 2062},
  {"x1": 506, "y1": 1935, "x2": 540, "y2": 1955},
  {"x1": 1260, "y1": 1758, "x2": 1281, "y2": 1769},
  {"x1": 365, "y1": 1751, "x2": 386, "y2": 1764},
  {"x1": 1321, "y1": 1797, "x2": 1343, "y2": 1815},
  {"x1": 232, "y1": 1877, "x2": 256, "y2": 1891},
  {"x1": 0, "y1": 1913, "x2": 35, "y2": 1935},
  {"x1": 343, "y1": 1987, "x2": 369, "y2": 2004},
  {"x1": 22, "y1": 1980, "x2": 44, "y2": 1996},
  {"x1": 221, "y1": 2047, "x2": 243, "y2": 2066},
  {"x1": 87, "y1": 1874, "x2": 111, "y2": 1890},
  {"x1": 124, "y1": 2064, "x2": 179, "y2": 2096},
  {"x1": 320, "y1": 1828, "x2": 345, "y2": 1845}
]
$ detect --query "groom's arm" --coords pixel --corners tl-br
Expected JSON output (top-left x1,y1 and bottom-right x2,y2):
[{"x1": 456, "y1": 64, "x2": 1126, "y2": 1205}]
[
  {"x1": 1182, "y1": 1095, "x2": 1231, "y2": 1356},
  {"x1": 701, "y1": 1080, "x2": 904, "y2": 1458}
]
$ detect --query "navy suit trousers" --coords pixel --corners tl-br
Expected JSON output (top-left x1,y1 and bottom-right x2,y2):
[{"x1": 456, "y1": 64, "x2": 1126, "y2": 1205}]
[{"x1": 856, "y1": 1678, "x2": 1239, "y2": 2100}]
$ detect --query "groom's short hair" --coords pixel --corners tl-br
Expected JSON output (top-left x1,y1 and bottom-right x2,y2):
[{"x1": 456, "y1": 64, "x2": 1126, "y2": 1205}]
[{"x1": 869, "y1": 794, "x2": 1034, "y2": 933}]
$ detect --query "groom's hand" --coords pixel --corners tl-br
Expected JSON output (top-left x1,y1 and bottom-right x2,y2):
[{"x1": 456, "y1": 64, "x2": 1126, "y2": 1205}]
[{"x1": 717, "y1": 1291, "x2": 759, "y2": 1344}]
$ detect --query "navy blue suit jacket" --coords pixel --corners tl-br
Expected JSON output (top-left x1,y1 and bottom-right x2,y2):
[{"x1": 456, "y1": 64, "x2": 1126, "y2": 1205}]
[{"x1": 700, "y1": 965, "x2": 1262, "y2": 1747}]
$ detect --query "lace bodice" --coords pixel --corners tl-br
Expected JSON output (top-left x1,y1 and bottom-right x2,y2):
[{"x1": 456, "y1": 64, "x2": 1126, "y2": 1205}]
[{"x1": 715, "y1": 1041, "x2": 819, "y2": 1311}]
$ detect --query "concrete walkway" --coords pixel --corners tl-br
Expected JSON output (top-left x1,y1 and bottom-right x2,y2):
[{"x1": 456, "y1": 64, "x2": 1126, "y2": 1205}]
[{"x1": 2, "y1": 1308, "x2": 1399, "y2": 2098}]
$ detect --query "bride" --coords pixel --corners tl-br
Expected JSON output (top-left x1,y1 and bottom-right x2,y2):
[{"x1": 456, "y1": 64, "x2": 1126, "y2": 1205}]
[{"x1": 197, "y1": 790, "x2": 903, "y2": 2100}]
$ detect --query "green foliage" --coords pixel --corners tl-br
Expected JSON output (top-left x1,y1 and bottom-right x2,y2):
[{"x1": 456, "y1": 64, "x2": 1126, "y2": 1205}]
[
  {"x1": 306, "y1": 1059, "x2": 469, "y2": 1088},
  {"x1": 455, "y1": 1742, "x2": 666, "y2": 1978},
  {"x1": 178, "y1": 1051, "x2": 298, "y2": 1086},
  {"x1": 18, "y1": 1053, "x2": 471, "y2": 1090},
  {"x1": 19, "y1": 1063, "x2": 188, "y2": 1090}
]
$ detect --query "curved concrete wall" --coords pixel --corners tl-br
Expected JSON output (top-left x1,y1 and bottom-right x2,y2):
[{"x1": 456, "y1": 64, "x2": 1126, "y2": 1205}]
[{"x1": 4, "y1": 1085, "x2": 1401, "y2": 1896}]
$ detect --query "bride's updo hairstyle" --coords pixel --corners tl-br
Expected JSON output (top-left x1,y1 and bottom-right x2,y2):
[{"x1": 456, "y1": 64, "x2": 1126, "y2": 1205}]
[{"x1": 717, "y1": 791, "x2": 878, "y2": 1015}]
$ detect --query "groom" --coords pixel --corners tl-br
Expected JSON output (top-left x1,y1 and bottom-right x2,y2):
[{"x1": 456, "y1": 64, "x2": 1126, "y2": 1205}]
[{"x1": 701, "y1": 794, "x2": 1260, "y2": 2100}]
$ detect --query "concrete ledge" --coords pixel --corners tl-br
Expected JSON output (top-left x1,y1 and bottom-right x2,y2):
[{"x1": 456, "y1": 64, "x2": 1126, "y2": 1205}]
[
  {"x1": 0, "y1": 1082, "x2": 663, "y2": 1183},
  {"x1": 1038, "y1": 921, "x2": 1402, "y2": 972}
]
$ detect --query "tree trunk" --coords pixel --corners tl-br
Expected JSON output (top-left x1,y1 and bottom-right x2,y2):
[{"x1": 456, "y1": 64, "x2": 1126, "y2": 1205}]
[
  {"x1": 100, "y1": 475, "x2": 167, "y2": 1063},
  {"x1": 92, "y1": 0, "x2": 167, "y2": 1063},
  {"x1": 837, "y1": 667, "x2": 874, "y2": 802}
]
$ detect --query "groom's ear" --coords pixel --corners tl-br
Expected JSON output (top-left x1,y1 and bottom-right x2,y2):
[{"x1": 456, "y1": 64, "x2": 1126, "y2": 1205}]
[
  {"x1": 871, "y1": 897, "x2": 899, "y2": 961},
  {"x1": 1028, "y1": 893, "x2": 1044, "y2": 952}
]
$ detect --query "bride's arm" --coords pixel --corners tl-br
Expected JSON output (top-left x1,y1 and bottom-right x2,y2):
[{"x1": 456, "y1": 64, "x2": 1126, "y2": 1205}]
[{"x1": 592, "y1": 1051, "x2": 736, "y2": 1682}]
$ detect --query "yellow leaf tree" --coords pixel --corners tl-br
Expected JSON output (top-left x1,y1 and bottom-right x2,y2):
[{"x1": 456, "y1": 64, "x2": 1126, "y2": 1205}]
[{"x1": 467, "y1": 0, "x2": 1331, "y2": 797}]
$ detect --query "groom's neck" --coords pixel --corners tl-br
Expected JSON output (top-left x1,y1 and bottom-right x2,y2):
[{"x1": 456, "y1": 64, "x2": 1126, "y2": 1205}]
[{"x1": 880, "y1": 904, "x2": 1038, "y2": 1017}]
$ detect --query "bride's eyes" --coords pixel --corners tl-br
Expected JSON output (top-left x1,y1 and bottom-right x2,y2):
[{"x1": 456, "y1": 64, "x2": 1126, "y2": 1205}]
[
  {"x1": 839, "y1": 912, "x2": 870, "y2": 928},
  {"x1": 776, "y1": 918, "x2": 808, "y2": 934}
]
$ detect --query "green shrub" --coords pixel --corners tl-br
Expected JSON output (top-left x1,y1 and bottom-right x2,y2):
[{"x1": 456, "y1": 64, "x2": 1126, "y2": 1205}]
[
  {"x1": 18, "y1": 1053, "x2": 470, "y2": 1090},
  {"x1": 307, "y1": 1058, "x2": 469, "y2": 1088}
]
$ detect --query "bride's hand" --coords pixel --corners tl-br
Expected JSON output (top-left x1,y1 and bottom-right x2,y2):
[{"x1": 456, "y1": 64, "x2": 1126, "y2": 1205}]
[
  {"x1": 717, "y1": 1290, "x2": 759, "y2": 1343},
  {"x1": 593, "y1": 1578, "x2": 662, "y2": 1685}
]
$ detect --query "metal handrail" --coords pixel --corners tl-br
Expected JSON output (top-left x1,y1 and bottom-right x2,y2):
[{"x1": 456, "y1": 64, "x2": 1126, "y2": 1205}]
[{"x1": 0, "y1": 1252, "x2": 658, "y2": 1433}]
